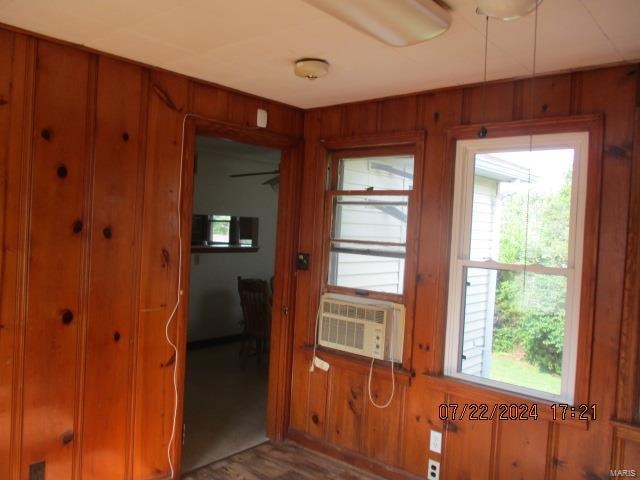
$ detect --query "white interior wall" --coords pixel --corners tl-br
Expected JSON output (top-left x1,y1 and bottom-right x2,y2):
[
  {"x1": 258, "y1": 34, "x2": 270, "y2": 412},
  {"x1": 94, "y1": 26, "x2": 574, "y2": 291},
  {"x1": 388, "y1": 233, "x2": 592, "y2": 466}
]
[{"x1": 188, "y1": 138, "x2": 280, "y2": 342}]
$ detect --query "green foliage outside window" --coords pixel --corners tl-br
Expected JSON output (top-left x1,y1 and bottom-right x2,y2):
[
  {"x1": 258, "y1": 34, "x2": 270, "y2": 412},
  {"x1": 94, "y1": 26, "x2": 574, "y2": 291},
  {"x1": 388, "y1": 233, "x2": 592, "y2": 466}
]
[{"x1": 492, "y1": 172, "x2": 572, "y2": 375}]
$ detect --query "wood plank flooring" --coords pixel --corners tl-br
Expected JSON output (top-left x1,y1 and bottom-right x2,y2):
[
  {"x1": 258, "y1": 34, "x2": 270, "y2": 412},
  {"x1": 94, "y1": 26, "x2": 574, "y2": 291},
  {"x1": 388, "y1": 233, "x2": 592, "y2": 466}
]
[{"x1": 182, "y1": 442, "x2": 386, "y2": 479}]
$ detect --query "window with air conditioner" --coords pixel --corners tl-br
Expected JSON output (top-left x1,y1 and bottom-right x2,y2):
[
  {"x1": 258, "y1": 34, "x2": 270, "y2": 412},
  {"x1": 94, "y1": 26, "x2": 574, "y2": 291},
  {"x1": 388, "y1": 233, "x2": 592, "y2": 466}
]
[
  {"x1": 318, "y1": 139, "x2": 422, "y2": 364},
  {"x1": 444, "y1": 132, "x2": 590, "y2": 403}
]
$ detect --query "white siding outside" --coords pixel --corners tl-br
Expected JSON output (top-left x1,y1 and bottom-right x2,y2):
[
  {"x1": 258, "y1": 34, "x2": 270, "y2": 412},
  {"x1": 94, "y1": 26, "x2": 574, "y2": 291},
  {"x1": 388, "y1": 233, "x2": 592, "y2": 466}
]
[
  {"x1": 331, "y1": 157, "x2": 411, "y2": 294},
  {"x1": 460, "y1": 176, "x2": 498, "y2": 376}
]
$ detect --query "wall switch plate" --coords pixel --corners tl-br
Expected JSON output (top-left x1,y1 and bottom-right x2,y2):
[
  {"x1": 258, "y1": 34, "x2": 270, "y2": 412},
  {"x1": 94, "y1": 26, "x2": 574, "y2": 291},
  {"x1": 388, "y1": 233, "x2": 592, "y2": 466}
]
[
  {"x1": 429, "y1": 430, "x2": 442, "y2": 453},
  {"x1": 29, "y1": 461, "x2": 45, "y2": 480},
  {"x1": 296, "y1": 252, "x2": 310, "y2": 270},
  {"x1": 427, "y1": 459, "x2": 440, "y2": 480}
]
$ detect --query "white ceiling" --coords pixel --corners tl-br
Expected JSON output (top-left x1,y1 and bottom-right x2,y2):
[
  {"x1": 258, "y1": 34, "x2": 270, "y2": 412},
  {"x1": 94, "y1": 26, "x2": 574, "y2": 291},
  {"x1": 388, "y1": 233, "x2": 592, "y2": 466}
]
[{"x1": 0, "y1": 0, "x2": 638, "y2": 108}]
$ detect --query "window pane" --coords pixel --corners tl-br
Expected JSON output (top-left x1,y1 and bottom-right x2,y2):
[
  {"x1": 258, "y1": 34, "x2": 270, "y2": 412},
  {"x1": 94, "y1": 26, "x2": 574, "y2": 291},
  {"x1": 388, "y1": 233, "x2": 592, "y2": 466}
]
[
  {"x1": 210, "y1": 220, "x2": 230, "y2": 243},
  {"x1": 459, "y1": 267, "x2": 566, "y2": 396},
  {"x1": 470, "y1": 149, "x2": 574, "y2": 268},
  {"x1": 338, "y1": 155, "x2": 414, "y2": 191},
  {"x1": 329, "y1": 242, "x2": 405, "y2": 294},
  {"x1": 333, "y1": 195, "x2": 408, "y2": 244}
]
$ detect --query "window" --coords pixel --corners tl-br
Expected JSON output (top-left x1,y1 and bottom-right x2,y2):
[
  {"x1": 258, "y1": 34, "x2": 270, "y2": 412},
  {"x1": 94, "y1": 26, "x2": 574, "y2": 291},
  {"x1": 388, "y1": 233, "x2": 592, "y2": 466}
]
[
  {"x1": 191, "y1": 214, "x2": 259, "y2": 248},
  {"x1": 445, "y1": 132, "x2": 589, "y2": 403},
  {"x1": 324, "y1": 147, "x2": 416, "y2": 299},
  {"x1": 210, "y1": 215, "x2": 232, "y2": 243}
]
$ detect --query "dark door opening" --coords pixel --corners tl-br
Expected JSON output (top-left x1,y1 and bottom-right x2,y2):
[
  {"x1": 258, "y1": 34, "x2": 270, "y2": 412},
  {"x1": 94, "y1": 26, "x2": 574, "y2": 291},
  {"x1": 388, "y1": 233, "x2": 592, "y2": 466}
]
[{"x1": 181, "y1": 135, "x2": 281, "y2": 474}]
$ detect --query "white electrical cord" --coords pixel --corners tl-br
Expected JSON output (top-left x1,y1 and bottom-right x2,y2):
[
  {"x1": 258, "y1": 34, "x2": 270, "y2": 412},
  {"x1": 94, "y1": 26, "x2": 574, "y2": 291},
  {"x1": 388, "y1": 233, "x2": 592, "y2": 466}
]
[
  {"x1": 164, "y1": 113, "x2": 250, "y2": 480},
  {"x1": 367, "y1": 308, "x2": 396, "y2": 409},
  {"x1": 313, "y1": 294, "x2": 397, "y2": 409},
  {"x1": 309, "y1": 299, "x2": 323, "y2": 371},
  {"x1": 166, "y1": 112, "x2": 254, "y2": 478},
  {"x1": 164, "y1": 112, "x2": 191, "y2": 480}
]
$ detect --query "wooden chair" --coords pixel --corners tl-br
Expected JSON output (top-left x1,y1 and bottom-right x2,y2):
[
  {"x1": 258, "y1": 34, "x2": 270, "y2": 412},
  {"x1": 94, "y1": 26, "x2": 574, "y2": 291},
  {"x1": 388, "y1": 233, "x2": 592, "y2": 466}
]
[{"x1": 237, "y1": 276, "x2": 271, "y2": 368}]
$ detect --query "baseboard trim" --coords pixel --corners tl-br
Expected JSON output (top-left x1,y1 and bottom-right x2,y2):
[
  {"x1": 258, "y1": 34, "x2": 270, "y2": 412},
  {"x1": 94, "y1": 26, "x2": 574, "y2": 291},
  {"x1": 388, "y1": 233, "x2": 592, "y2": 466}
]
[
  {"x1": 286, "y1": 429, "x2": 421, "y2": 480},
  {"x1": 187, "y1": 334, "x2": 243, "y2": 351}
]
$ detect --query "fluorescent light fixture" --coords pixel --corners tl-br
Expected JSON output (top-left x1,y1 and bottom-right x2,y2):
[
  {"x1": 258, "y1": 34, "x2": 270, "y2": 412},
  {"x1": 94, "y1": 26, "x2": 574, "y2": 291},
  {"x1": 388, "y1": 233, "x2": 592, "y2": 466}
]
[{"x1": 301, "y1": 0, "x2": 451, "y2": 47}]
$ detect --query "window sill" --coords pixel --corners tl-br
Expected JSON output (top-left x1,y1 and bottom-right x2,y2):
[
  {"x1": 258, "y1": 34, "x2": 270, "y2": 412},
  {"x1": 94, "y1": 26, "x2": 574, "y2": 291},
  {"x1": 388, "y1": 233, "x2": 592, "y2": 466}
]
[
  {"x1": 303, "y1": 344, "x2": 413, "y2": 386},
  {"x1": 421, "y1": 373, "x2": 589, "y2": 430},
  {"x1": 191, "y1": 245, "x2": 259, "y2": 253}
]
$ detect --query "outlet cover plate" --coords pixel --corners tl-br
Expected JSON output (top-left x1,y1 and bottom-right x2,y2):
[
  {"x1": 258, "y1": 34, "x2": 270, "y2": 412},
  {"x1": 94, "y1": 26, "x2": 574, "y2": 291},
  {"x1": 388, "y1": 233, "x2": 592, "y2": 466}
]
[
  {"x1": 429, "y1": 430, "x2": 442, "y2": 453},
  {"x1": 427, "y1": 459, "x2": 440, "y2": 480}
]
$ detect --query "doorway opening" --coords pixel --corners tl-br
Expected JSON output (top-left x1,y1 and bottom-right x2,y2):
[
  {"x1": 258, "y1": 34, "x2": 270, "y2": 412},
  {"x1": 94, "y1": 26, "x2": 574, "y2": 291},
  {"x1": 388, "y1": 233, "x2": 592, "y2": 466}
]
[{"x1": 181, "y1": 135, "x2": 281, "y2": 474}]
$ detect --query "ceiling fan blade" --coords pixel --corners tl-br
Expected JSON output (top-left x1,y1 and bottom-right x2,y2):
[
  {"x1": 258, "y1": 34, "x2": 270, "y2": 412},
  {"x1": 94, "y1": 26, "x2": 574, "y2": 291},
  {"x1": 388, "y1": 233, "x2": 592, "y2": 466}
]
[{"x1": 229, "y1": 169, "x2": 280, "y2": 178}]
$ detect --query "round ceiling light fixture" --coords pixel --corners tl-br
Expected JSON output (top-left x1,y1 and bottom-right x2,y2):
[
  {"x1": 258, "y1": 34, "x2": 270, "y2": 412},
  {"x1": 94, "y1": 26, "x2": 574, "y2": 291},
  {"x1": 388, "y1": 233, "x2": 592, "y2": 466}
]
[
  {"x1": 476, "y1": 0, "x2": 542, "y2": 20},
  {"x1": 294, "y1": 58, "x2": 330, "y2": 80}
]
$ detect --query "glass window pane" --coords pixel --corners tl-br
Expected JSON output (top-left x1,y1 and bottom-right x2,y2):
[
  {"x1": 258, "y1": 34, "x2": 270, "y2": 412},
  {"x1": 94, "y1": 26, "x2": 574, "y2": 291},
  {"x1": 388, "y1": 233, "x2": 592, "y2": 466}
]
[
  {"x1": 338, "y1": 155, "x2": 414, "y2": 191},
  {"x1": 470, "y1": 149, "x2": 574, "y2": 268},
  {"x1": 210, "y1": 220, "x2": 230, "y2": 243},
  {"x1": 333, "y1": 195, "x2": 408, "y2": 244},
  {"x1": 459, "y1": 267, "x2": 567, "y2": 396},
  {"x1": 329, "y1": 247, "x2": 405, "y2": 294}
]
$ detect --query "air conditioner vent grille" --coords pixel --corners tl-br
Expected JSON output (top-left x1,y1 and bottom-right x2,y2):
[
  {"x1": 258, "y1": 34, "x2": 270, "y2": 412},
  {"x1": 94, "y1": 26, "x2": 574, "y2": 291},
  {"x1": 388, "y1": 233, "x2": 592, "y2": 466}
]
[
  {"x1": 323, "y1": 300, "x2": 385, "y2": 323},
  {"x1": 321, "y1": 316, "x2": 365, "y2": 349}
]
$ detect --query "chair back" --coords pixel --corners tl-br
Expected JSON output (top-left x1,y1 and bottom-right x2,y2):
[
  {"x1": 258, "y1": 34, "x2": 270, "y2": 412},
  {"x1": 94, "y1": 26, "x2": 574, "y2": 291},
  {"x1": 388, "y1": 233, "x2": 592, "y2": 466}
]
[{"x1": 237, "y1": 276, "x2": 271, "y2": 338}]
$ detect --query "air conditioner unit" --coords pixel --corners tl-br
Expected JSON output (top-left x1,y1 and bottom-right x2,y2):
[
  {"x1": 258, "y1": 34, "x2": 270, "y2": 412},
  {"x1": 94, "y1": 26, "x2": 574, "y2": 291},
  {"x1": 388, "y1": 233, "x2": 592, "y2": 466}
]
[{"x1": 318, "y1": 293, "x2": 405, "y2": 363}]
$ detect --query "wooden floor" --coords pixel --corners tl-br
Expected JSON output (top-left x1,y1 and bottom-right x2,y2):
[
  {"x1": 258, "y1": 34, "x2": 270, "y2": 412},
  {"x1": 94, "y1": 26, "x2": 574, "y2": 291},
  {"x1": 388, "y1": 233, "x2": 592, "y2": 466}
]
[{"x1": 182, "y1": 441, "x2": 386, "y2": 479}]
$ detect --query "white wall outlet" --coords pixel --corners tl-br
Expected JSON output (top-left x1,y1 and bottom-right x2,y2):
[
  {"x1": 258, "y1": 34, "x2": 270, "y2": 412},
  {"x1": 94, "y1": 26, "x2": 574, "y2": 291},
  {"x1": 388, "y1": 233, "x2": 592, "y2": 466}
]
[
  {"x1": 429, "y1": 430, "x2": 442, "y2": 453},
  {"x1": 427, "y1": 459, "x2": 440, "y2": 480},
  {"x1": 257, "y1": 108, "x2": 268, "y2": 128}
]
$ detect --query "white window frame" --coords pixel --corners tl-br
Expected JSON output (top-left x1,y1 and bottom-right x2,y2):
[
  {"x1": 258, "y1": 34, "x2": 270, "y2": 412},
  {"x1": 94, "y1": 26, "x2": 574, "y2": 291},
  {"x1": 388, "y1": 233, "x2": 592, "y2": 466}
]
[{"x1": 444, "y1": 132, "x2": 590, "y2": 404}]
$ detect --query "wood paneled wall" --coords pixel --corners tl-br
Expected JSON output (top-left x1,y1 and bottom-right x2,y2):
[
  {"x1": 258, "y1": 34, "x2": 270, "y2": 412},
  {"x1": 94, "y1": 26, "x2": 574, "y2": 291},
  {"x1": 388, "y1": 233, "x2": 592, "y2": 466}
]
[
  {"x1": 290, "y1": 65, "x2": 640, "y2": 479},
  {"x1": 0, "y1": 27, "x2": 303, "y2": 479}
]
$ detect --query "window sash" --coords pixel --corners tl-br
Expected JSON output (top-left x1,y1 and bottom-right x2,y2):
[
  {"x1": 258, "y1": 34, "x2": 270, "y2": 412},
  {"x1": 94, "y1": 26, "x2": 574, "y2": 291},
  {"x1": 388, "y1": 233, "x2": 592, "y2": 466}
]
[
  {"x1": 456, "y1": 259, "x2": 569, "y2": 277},
  {"x1": 325, "y1": 149, "x2": 416, "y2": 299},
  {"x1": 330, "y1": 243, "x2": 406, "y2": 260},
  {"x1": 444, "y1": 132, "x2": 589, "y2": 404}
]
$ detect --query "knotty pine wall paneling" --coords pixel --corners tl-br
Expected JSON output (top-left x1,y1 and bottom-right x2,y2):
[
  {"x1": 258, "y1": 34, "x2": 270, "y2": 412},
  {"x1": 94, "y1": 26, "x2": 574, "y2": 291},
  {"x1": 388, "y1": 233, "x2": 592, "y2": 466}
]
[
  {"x1": 20, "y1": 41, "x2": 93, "y2": 480},
  {"x1": 132, "y1": 69, "x2": 190, "y2": 480},
  {"x1": 0, "y1": 25, "x2": 304, "y2": 479},
  {"x1": 0, "y1": 29, "x2": 16, "y2": 476},
  {"x1": 291, "y1": 64, "x2": 640, "y2": 479},
  {"x1": 0, "y1": 31, "x2": 35, "y2": 479},
  {"x1": 553, "y1": 66, "x2": 637, "y2": 480},
  {"x1": 80, "y1": 56, "x2": 147, "y2": 479}
]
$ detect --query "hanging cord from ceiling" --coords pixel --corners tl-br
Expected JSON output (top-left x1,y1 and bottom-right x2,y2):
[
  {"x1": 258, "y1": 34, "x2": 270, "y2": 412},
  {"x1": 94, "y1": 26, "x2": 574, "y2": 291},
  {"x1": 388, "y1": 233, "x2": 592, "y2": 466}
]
[
  {"x1": 522, "y1": 1, "x2": 540, "y2": 301},
  {"x1": 478, "y1": 15, "x2": 490, "y2": 138}
]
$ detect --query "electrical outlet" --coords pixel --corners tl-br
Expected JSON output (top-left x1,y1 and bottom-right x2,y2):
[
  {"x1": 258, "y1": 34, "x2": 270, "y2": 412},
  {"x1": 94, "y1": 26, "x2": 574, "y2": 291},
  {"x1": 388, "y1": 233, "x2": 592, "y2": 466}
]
[
  {"x1": 427, "y1": 459, "x2": 440, "y2": 480},
  {"x1": 429, "y1": 430, "x2": 442, "y2": 453}
]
